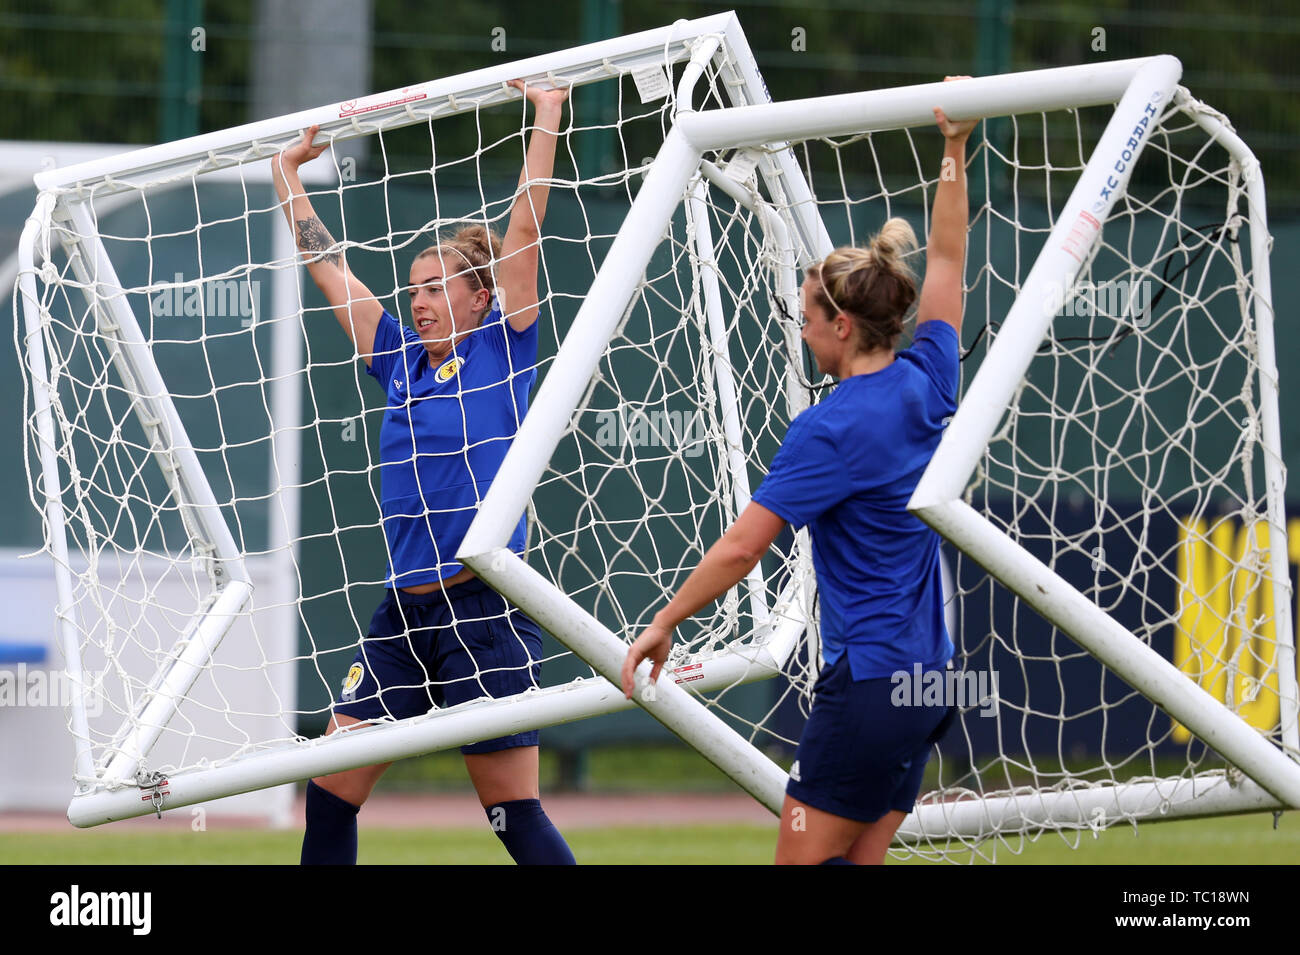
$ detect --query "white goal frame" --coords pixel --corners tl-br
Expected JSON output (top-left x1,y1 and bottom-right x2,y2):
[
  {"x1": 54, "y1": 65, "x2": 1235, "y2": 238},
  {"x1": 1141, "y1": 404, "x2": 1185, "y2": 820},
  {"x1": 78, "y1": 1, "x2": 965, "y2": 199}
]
[
  {"x1": 4, "y1": 140, "x2": 332, "y2": 824},
  {"x1": 18, "y1": 13, "x2": 826, "y2": 827},
  {"x1": 16, "y1": 15, "x2": 1299, "y2": 840},
  {"x1": 458, "y1": 54, "x2": 1300, "y2": 834}
]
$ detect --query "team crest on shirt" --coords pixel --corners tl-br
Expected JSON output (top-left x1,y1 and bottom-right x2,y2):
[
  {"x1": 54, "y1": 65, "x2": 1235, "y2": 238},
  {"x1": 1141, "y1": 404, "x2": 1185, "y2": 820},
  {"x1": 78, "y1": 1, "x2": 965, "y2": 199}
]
[
  {"x1": 435, "y1": 356, "x2": 464, "y2": 382},
  {"x1": 341, "y1": 663, "x2": 364, "y2": 701}
]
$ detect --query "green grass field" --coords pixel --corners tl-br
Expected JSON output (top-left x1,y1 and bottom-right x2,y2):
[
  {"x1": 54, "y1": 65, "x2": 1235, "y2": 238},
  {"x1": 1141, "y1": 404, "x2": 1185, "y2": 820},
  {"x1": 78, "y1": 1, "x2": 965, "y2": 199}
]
[
  {"x1": 7, "y1": 746, "x2": 1295, "y2": 864},
  {"x1": 2, "y1": 813, "x2": 1296, "y2": 865}
]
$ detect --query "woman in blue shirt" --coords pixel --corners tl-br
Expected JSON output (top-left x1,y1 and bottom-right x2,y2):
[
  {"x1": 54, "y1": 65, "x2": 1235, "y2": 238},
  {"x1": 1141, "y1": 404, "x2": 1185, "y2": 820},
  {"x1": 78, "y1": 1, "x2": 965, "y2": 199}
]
[
  {"x1": 622, "y1": 79, "x2": 976, "y2": 865},
  {"x1": 273, "y1": 80, "x2": 574, "y2": 865}
]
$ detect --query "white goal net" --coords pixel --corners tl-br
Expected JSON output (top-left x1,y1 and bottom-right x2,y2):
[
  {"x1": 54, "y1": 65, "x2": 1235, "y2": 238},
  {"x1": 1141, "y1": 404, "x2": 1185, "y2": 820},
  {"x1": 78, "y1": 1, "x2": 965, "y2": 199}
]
[{"x1": 14, "y1": 14, "x2": 1297, "y2": 860}]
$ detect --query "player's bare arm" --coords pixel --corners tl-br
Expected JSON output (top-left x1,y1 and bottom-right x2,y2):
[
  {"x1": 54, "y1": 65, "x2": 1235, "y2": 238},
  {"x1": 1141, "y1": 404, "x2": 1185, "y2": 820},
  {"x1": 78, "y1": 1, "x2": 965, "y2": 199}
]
[
  {"x1": 621, "y1": 502, "x2": 787, "y2": 696},
  {"x1": 498, "y1": 79, "x2": 568, "y2": 333},
  {"x1": 272, "y1": 125, "x2": 384, "y2": 361},
  {"x1": 917, "y1": 76, "x2": 978, "y2": 334},
  {"x1": 294, "y1": 215, "x2": 342, "y2": 268}
]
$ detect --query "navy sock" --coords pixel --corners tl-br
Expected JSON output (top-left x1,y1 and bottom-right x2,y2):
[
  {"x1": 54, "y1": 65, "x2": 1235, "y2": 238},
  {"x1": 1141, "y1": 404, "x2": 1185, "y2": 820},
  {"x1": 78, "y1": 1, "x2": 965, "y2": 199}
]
[
  {"x1": 485, "y1": 798, "x2": 576, "y2": 865},
  {"x1": 301, "y1": 780, "x2": 360, "y2": 865},
  {"x1": 820, "y1": 856, "x2": 857, "y2": 865}
]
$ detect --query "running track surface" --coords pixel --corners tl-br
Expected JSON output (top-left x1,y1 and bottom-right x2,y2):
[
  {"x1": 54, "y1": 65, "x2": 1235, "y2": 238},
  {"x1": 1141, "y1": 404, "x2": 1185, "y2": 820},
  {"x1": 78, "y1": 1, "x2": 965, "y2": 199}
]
[{"x1": 0, "y1": 792, "x2": 775, "y2": 832}]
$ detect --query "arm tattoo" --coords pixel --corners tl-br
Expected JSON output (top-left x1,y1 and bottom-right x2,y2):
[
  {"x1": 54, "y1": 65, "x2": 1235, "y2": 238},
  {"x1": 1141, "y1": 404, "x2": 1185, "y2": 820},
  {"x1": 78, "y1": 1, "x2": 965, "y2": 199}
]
[{"x1": 295, "y1": 216, "x2": 342, "y2": 267}]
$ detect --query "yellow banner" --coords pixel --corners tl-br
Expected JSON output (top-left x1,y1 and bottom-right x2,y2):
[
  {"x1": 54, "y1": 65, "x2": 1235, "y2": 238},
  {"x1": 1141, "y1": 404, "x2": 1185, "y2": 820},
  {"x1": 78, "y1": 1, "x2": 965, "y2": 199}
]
[{"x1": 1172, "y1": 516, "x2": 1291, "y2": 741}]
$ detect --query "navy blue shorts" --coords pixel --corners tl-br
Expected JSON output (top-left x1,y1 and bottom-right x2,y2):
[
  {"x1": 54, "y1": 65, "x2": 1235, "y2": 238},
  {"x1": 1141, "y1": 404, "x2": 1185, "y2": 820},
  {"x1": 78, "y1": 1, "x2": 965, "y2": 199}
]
[
  {"x1": 786, "y1": 655, "x2": 956, "y2": 823},
  {"x1": 332, "y1": 577, "x2": 544, "y2": 755}
]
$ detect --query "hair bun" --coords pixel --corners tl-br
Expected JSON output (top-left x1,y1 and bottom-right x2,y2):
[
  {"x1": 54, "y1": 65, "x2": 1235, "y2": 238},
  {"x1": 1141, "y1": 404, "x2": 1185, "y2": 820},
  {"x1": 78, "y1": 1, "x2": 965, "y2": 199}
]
[
  {"x1": 449, "y1": 224, "x2": 502, "y2": 261},
  {"x1": 417, "y1": 223, "x2": 503, "y2": 296},
  {"x1": 869, "y1": 217, "x2": 919, "y2": 279},
  {"x1": 806, "y1": 218, "x2": 921, "y2": 353}
]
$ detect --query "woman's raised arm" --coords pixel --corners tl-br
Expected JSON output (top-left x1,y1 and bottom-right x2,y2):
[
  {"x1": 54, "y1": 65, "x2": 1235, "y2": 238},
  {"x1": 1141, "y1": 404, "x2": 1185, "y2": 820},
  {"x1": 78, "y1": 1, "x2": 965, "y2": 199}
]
[
  {"x1": 916, "y1": 77, "x2": 978, "y2": 335},
  {"x1": 496, "y1": 80, "x2": 568, "y2": 333},
  {"x1": 272, "y1": 126, "x2": 384, "y2": 364}
]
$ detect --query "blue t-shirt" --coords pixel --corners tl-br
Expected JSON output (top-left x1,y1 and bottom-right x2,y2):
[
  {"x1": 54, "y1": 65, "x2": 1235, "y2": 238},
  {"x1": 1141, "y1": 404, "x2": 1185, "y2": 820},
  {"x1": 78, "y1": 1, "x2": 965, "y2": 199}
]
[
  {"x1": 751, "y1": 320, "x2": 959, "y2": 680},
  {"x1": 365, "y1": 304, "x2": 537, "y2": 587}
]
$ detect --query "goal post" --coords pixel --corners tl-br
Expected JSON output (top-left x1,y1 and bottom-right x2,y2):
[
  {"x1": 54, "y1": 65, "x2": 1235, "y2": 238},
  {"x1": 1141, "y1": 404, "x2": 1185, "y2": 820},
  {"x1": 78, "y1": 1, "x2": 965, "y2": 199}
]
[
  {"x1": 14, "y1": 11, "x2": 1297, "y2": 859},
  {"x1": 462, "y1": 53, "x2": 1300, "y2": 842},
  {"x1": 17, "y1": 12, "x2": 825, "y2": 828},
  {"x1": 5, "y1": 141, "x2": 325, "y2": 824}
]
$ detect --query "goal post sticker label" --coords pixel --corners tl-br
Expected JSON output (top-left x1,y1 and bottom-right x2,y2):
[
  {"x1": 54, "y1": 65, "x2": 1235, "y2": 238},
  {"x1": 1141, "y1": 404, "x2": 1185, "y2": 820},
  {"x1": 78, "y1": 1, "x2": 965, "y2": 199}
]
[
  {"x1": 339, "y1": 87, "x2": 428, "y2": 118},
  {"x1": 1060, "y1": 210, "x2": 1101, "y2": 264},
  {"x1": 672, "y1": 662, "x2": 705, "y2": 684},
  {"x1": 631, "y1": 65, "x2": 671, "y2": 104},
  {"x1": 724, "y1": 149, "x2": 761, "y2": 184}
]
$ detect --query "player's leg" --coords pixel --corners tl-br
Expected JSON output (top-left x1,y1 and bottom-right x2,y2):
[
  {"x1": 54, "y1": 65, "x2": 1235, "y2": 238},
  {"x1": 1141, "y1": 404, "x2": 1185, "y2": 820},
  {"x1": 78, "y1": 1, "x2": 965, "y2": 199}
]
[
  {"x1": 464, "y1": 743, "x2": 573, "y2": 864},
  {"x1": 775, "y1": 794, "x2": 869, "y2": 864},
  {"x1": 779, "y1": 655, "x2": 873, "y2": 863},
  {"x1": 440, "y1": 580, "x2": 575, "y2": 864},
  {"x1": 463, "y1": 743, "x2": 572, "y2": 864},
  {"x1": 845, "y1": 697, "x2": 957, "y2": 865},
  {"x1": 781, "y1": 658, "x2": 942, "y2": 864},
  {"x1": 463, "y1": 744, "x2": 539, "y2": 805},
  {"x1": 311, "y1": 713, "x2": 394, "y2": 804},
  {"x1": 301, "y1": 713, "x2": 393, "y2": 865},
  {"x1": 302, "y1": 591, "x2": 438, "y2": 865},
  {"x1": 845, "y1": 810, "x2": 907, "y2": 865}
]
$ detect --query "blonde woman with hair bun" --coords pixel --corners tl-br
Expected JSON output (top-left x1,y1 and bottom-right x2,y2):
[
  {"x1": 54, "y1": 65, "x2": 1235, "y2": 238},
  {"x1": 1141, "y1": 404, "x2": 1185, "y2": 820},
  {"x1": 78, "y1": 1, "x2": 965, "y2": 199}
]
[{"x1": 624, "y1": 77, "x2": 978, "y2": 864}]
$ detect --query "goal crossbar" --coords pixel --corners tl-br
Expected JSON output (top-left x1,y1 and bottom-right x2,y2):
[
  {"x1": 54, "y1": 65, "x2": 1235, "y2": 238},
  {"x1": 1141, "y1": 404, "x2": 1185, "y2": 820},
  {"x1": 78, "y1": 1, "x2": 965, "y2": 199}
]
[{"x1": 29, "y1": 13, "x2": 827, "y2": 264}]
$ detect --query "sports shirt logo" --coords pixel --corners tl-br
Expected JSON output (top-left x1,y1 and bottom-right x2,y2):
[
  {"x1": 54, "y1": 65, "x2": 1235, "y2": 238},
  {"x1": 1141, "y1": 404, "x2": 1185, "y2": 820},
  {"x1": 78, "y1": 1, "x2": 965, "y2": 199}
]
[
  {"x1": 435, "y1": 357, "x2": 464, "y2": 382},
  {"x1": 341, "y1": 663, "x2": 364, "y2": 701}
]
